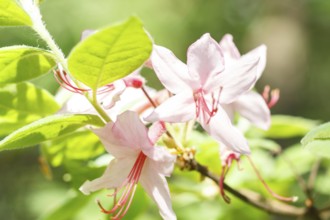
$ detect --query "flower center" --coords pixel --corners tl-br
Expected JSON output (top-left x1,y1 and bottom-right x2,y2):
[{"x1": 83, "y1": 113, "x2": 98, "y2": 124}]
[
  {"x1": 98, "y1": 152, "x2": 147, "y2": 220},
  {"x1": 193, "y1": 88, "x2": 222, "y2": 123}
]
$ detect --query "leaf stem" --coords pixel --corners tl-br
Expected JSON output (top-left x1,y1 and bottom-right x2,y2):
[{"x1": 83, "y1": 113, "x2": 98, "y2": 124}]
[
  {"x1": 22, "y1": 0, "x2": 111, "y2": 123},
  {"x1": 90, "y1": 90, "x2": 111, "y2": 123}
]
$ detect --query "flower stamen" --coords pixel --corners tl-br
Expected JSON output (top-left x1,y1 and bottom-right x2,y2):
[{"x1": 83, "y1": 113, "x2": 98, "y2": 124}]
[
  {"x1": 97, "y1": 152, "x2": 147, "y2": 220},
  {"x1": 219, "y1": 153, "x2": 240, "y2": 203},
  {"x1": 194, "y1": 88, "x2": 222, "y2": 123},
  {"x1": 247, "y1": 156, "x2": 298, "y2": 202},
  {"x1": 262, "y1": 85, "x2": 280, "y2": 109}
]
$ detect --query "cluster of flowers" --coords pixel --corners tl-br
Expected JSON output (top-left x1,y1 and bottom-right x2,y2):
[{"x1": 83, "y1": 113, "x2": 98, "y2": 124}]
[{"x1": 57, "y1": 33, "x2": 278, "y2": 220}]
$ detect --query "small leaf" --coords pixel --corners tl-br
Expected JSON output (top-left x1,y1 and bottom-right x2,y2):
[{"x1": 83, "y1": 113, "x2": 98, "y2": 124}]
[
  {"x1": 246, "y1": 115, "x2": 319, "y2": 139},
  {"x1": 248, "y1": 138, "x2": 281, "y2": 153},
  {"x1": 0, "y1": 82, "x2": 60, "y2": 136},
  {"x1": 0, "y1": 114, "x2": 104, "y2": 151},
  {"x1": 301, "y1": 122, "x2": 330, "y2": 158},
  {"x1": 68, "y1": 16, "x2": 152, "y2": 89},
  {"x1": 0, "y1": 0, "x2": 32, "y2": 26},
  {"x1": 0, "y1": 46, "x2": 56, "y2": 84}
]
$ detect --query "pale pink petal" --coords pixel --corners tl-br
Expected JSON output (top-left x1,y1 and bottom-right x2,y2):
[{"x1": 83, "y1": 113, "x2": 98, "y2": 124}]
[
  {"x1": 199, "y1": 107, "x2": 250, "y2": 154},
  {"x1": 241, "y1": 45, "x2": 267, "y2": 79},
  {"x1": 92, "y1": 123, "x2": 139, "y2": 158},
  {"x1": 112, "y1": 111, "x2": 153, "y2": 149},
  {"x1": 140, "y1": 167, "x2": 176, "y2": 220},
  {"x1": 148, "y1": 121, "x2": 167, "y2": 144},
  {"x1": 98, "y1": 80, "x2": 126, "y2": 109},
  {"x1": 145, "y1": 92, "x2": 195, "y2": 123},
  {"x1": 216, "y1": 54, "x2": 259, "y2": 104},
  {"x1": 219, "y1": 34, "x2": 241, "y2": 61},
  {"x1": 58, "y1": 93, "x2": 93, "y2": 114},
  {"x1": 234, "y1": 91, "x2": 271, "y2": 130},
  {"x1": 79, "y1": 158, "x2": 134, "y2": 195},
  {"x1": 187, "y1": 33, "x2": 224, "y2": 91},
  {"x1": 151, "y1": 45, "x2": 194, "y2": 94},
  {"x1": 143, "y1": 147, "x2": 176, "y2": 176},
  {"x1": 222, "y1": 103, "x2": 235, "y2": 122}
]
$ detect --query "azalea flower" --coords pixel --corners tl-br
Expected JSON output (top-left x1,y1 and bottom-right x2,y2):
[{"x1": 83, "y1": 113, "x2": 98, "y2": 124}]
[
  {"x1": 146, "y1": 33, "x2": 261, "y2": 154},
  {"x1": 80, "y1": 111, "x2": 177, "y2": 220}
]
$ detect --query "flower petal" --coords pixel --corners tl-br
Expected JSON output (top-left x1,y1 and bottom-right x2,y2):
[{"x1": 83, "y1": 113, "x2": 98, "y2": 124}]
[
  {"x1": 187, "y1": 33, "x2": 225, "y2": 91},
  {"x1": 199, "y1": 107, "x2": 250, "y2": 154},
  {"x1": 145, "y1": 92, "x2": 196, "y2": 123},
  {"x1": 219, "y1": 34, "x2": 241, "y2": 61},
  {"x1": 151, "y1": 45, "x2": 193, "y2": 94},
  {"x1": 148, "y1": 121, "x2": 167, "y2": 144},
  {"x1": 216, "y1": 53, "x2": 259, "y2": 104},
  {"x1": 143, "y1": 147, "x2": 176, "y2": 176},
  {"x1": 79, "y1": 158, "x2": 134, "y2": 195},
  {"x1": 112, "y1": 111, "x2": 153, "y2": 149},
  {"x1": 140, "y1": 168, "x2": 177, "y2": 220},
  {"x1": 241, "y1": 44, "x2": 267, "y2": 80},
  {"x1": 92, "y1": 123, "x2": 138, "y2": 158},
  {"x1": 234, "y1": 91, "x2": 271, "y2": 130}
]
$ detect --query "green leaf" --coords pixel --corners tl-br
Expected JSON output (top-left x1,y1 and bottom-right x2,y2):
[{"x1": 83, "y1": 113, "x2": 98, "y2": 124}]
[
  {"x1": 41, "y1": 130, "x2": 107, "y2": 188},
  {"x1": 0, "y1": 82, "x2": 60, "y2": 136},
  {"x1": 0, "y1": 114, "x2": 104, "y2": 151},
  {"x1": 246, "y1": 115, "x2": 319, "y2": 139},
  {"x1": 39, "y1": 193, "x2": 93, "y2": 220},
  {"x1": 0, "y1": 46, "x2": 56, "y2": 84},
  {"x1": 0, "y1": 0, "x2": 32, "y2": 26},
  {"x1": 301, "y1": 122, "x2": 330, "y2": 158},
  {"x1": 248, "y1": 138, "x2": 281, "y2": 153},
  {"x1": 68, "y1": 16, "x2": 152, "y2": 89},
  {"x1": 188, "y1": 131, "x2": 221, "y2": 175},
  {"x1": 43, "y1": 130, "x2": 104, "y2": 167},
  {"x1": 274, "y1": 144, "x2": 317, "y2": 179}
]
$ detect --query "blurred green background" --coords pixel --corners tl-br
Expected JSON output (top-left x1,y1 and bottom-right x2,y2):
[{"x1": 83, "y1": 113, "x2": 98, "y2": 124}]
[{"x1": 1, "y1": 0, "x2": 330, "y2": 219}]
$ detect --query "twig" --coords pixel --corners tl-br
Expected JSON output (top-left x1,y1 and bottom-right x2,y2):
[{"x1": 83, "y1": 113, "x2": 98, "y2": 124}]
[{"x1": 189, "y1": 159, "x2": 306, "y2": 217}]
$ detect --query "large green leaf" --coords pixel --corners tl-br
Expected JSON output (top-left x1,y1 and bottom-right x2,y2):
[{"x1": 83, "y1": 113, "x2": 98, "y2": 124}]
[
  {"x1": 301, "y1": 122, "x2": 330, "y2": 158},
  {"x1": 0, "y1": 0, "x2": 32, "y2": 26},
  {"x1": 246, "y1": 115, "x2": 319, "y2": 139},
  {"x1": 0, "y1": 82, "x2": 59, "y2": 136},
  {"x1": 0, "y1": 114, "x2": 104, "y2": 151},
  {"x1": 68, "y1": 16, "x2": 152, "y2": 89},
  {"x1": 0, "y1": 46, "x2": 56, "y2": 84}
]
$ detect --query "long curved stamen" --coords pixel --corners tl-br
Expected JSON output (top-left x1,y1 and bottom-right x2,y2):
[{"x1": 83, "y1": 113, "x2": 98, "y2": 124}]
[
  {"x1": 219, "y1": 153, "x2": 240, "y2": 203},
  {"x1": 247, "y1": 156, "x2": 298, "y2": 202},
  {"x1": 98, "y1": 152, "x2": 147, "y2": 220},
  {"x1": 54, "y1": 69, "x2": 89, "y2": 94},
  {"x1": 54, "y1": 68, "x2": 115, "y2": 94}
]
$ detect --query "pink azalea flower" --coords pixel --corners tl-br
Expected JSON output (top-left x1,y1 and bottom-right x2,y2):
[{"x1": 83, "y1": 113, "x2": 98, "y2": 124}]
[
  {"x1": 219, "y1": 34, "x2": 271, "y2": 130},
  {"x1": 146, "y1": 33, "x2": 261, "y2": 154},
  {"x1": 80, "y1": 111, "x2": 177, "y2": 220}
]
